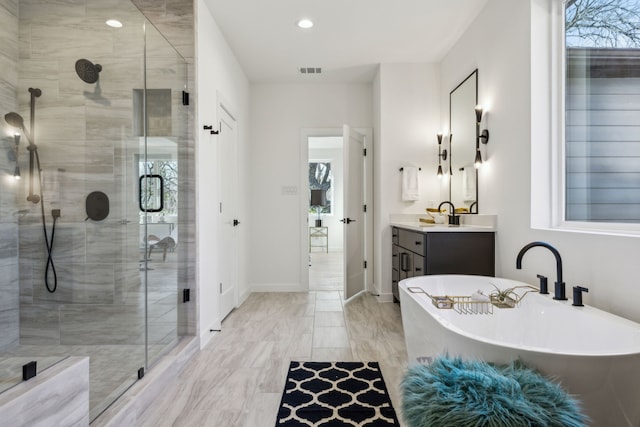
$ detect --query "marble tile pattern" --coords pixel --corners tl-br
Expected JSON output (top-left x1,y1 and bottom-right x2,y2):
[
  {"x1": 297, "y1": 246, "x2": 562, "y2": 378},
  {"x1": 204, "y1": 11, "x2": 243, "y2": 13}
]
[
  {"x1": 0, "y1": 356, "x2": 90, "y2": 427},
  {"x1": 0, "y1": 340, "x2": 178, "y2": 422},
  {"x1": 12, "y1": 0, "x2": 191, "y2": 343},
  {"x1": 0, "y1": 0, "x2": 20, "y2": 354},
  {"x1": 0, "y1": 0, "x2": 197, "y2": 419},
  {"x1": 131, "y1": 0, "x2": 194, "y2": 61},
  {"x1": 137, "y1": 292, "x2": 410, "y2": 427}
]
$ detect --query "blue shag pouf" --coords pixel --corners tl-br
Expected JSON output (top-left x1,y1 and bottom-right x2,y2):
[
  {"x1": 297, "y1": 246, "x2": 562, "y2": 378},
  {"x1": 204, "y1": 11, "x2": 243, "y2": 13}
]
[{"x1": 401, "y1": 356, "x2": 588, "y2": 427}]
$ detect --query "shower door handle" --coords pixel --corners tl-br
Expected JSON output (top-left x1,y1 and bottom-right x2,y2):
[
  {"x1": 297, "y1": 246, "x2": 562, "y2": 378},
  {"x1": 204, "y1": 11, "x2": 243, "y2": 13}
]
[{"x1": 139, "y1": 174, "x2": 164, "y2": 213}]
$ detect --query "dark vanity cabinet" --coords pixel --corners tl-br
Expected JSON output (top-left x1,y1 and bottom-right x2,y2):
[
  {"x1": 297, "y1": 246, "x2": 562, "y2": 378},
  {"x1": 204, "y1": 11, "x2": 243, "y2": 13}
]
[{"x1": 391, "y1": 226, "x2": 495, "y2": 302}]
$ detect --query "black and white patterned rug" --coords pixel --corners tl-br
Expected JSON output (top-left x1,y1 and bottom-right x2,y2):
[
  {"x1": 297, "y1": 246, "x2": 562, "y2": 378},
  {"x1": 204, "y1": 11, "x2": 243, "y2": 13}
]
[{"x1": 276, "y1": 361, "x2": 400, "y2": 426}]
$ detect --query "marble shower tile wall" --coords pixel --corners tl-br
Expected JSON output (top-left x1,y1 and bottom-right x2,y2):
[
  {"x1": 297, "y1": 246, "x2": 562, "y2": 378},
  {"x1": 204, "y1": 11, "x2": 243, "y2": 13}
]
[
  {"x1": 7, "y1": 0, "x2": 196, "y2": 355},
  {"x1": 0, "y1": 0, "x2": 20, "y2": 351},
  {"x1": 16, "y1": 0, "x2": 152, "y2": 345},
  {"x1": 131, "y1": 0, "x2": 194, "y2": 61}
]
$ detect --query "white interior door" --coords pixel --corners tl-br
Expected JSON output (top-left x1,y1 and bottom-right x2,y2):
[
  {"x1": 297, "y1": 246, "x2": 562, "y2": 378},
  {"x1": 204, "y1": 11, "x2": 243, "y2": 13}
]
[
  {"x1": 218, "y1": 104, "x2": 238, "y2": 320},
  {"x1": 343, "y1": 125, "x2": 366, "y2": 299}
]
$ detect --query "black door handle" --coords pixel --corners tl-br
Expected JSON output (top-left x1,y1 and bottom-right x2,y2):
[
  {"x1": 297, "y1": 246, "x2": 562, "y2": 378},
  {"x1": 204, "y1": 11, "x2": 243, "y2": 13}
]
[
  {"x1": 340, "y1": 218, "x2": 356, "y2": 224},
  {"x1": 233, "y1": 219, "x2": 240, "y2": 226}
]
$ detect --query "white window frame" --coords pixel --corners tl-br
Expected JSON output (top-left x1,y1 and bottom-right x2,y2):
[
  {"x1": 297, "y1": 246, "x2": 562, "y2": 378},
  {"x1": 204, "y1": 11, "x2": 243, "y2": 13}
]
[{"x1": 547, "y1": 0, "x2": 640, "y2": 237}]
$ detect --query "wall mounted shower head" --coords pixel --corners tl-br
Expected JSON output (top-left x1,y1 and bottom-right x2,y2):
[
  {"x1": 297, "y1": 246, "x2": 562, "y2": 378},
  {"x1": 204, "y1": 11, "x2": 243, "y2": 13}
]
[{"x1": 75, "y1": 59, "x2": 102, "y2": 84}]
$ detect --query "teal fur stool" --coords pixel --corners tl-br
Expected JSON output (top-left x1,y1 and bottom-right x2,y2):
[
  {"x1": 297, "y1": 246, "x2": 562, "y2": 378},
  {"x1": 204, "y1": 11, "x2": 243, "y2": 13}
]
[{"x1": 401, "y1": 356, "x2": 587, "y2": 427}]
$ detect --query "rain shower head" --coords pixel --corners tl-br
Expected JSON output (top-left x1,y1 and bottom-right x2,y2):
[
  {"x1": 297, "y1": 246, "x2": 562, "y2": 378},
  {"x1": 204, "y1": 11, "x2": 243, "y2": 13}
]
[{"x1": 75, "y1": 59, "x2": 102, "y2": 84}]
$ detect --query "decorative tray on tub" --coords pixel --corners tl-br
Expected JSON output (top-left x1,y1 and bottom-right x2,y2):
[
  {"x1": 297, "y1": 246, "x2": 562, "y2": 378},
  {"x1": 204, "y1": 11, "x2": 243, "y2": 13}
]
[{"x1": 408, "y1": 287, "x2": 494, "y2": 315}]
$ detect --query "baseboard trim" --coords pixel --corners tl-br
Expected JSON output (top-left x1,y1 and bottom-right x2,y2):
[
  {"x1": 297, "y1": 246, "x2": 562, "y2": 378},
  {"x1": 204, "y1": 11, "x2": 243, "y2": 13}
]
[
  {"x1": 249, "y1": 283, "x2": 308, "y2": 293},
  {"x1": 200, "y1": 318, "x2": 221, "y2": 349},
  {"x1": 376, "y1": 292, "x2": 395, "y2": 303}
]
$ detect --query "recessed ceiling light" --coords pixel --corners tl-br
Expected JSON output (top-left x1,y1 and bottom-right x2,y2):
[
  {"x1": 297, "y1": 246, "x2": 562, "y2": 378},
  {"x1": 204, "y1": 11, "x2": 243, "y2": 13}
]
[
  {"x1": 106, "y1": 19, "x2": 123, "y2": 28},
  {"x1": 297, "y1": 19, "x2": 314, "y2": 29}
]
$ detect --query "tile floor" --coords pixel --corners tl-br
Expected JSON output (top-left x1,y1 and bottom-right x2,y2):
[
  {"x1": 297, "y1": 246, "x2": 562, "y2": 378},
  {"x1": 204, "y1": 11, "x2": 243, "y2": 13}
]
[
  {"x1": 139, "y1": 291, "x2": 409, "y2": 426},
  {"x1": 309, "y1": 251, "x2": 344, "y2": 291}
]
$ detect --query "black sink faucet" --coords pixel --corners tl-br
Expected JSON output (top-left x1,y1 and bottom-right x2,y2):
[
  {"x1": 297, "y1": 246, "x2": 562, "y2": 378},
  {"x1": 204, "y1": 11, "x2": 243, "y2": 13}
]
[
  {"x1": 438, "y1": 201, "x2": 459, "y2": 226},
  {"x1": 516, "y1": 241, "x2": 567, "y2": 300}
]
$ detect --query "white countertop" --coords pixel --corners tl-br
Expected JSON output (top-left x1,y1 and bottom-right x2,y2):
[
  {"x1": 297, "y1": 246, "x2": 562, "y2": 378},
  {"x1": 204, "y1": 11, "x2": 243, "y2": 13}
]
[
  {"x1": 390, "y1": 222, "x2": 495, "y2": 232},
  {"x1": 390, "y1": 213, "x2": 497, "y2": 232}
]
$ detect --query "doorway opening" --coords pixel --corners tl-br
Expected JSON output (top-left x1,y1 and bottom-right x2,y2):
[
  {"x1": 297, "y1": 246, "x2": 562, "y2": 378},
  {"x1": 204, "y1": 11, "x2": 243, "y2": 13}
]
[{"x1": 308, "y1": 136, "x2": 344, "y2": 291}]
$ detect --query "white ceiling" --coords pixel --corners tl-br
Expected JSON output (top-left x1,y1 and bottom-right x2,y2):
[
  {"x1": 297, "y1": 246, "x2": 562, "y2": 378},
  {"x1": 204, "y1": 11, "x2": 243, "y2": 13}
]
[{"x1": 202, "y1": 0, "x2": 488, "y2": 83}]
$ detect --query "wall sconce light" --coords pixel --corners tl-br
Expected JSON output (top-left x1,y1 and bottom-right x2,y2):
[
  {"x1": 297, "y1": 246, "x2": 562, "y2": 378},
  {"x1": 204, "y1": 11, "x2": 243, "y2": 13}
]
[
  {"x1": 474, "y1": 105, "x2": 490, "y2": 168},
  {"x1": 436, "y1": 133, "x2": 447, "y2": 178}
]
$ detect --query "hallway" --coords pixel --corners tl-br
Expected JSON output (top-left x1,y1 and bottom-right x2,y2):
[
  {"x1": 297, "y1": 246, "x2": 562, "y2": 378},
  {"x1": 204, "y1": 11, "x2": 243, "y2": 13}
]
[
  {"x1": 309, "y1": 251, "x2": 344, "y2": 291},
  {"x1": 139, "y1": 292, "x2": 408, "y2": 426}
]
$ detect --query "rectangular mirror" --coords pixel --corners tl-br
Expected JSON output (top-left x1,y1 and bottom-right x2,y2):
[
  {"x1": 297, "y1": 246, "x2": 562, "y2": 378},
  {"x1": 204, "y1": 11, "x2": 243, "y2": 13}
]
[{"x1": 449, "y1": 69, "x2": 478, "y2": 213}]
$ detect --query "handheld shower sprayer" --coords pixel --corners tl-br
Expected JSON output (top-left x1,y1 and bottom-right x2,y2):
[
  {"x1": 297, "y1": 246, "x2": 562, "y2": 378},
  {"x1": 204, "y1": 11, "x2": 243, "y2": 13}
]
[
  {"x1": 4, "y1": 88, "x2": 42, "y2": 203},
  {"x1": 4, "y1": 88, "x2": 57, "y2": 293},
  {"x1": 4, "y1": 112, "x2": 38, "y2": 203}
]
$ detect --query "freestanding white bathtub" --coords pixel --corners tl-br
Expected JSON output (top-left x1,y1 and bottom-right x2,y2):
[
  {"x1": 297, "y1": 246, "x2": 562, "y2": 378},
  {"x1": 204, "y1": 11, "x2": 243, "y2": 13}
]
[{"x1": 399, "y1": 275, "x2": 640, "y2": 427}]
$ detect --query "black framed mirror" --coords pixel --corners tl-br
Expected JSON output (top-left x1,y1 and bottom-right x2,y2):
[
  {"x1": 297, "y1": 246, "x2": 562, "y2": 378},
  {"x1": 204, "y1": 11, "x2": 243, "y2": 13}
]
[{"x1": 449, "y1": 69, "x2": 478, "y2": 213}]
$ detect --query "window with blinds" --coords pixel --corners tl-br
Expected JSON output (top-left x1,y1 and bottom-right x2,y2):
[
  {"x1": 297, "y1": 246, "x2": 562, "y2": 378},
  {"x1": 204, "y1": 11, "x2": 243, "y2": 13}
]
[{"x1": 565, "y1": 0, "x2": 640, "y2": 223}]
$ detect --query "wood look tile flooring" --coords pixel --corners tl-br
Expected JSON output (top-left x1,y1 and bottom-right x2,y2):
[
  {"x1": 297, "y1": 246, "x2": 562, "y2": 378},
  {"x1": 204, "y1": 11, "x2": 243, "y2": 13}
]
[{"x1": 139, "y1": 291, "x2": 408, "y2": 426}]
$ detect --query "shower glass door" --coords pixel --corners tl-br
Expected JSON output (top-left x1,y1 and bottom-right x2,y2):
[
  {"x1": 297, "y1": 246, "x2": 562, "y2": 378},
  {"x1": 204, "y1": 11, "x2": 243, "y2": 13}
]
[
  {"x1": 140, "y1": 21, "x2": 185, "y2": 369},
  {"x1": 0, "y1": 0, "x2": 189, "y2": 422}
]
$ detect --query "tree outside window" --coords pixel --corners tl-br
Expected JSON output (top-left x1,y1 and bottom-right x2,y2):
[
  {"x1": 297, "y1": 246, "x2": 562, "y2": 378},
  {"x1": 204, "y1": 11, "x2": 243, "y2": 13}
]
[{"x1": 139, "y1": 160, "x2": 178, "y2": 217}]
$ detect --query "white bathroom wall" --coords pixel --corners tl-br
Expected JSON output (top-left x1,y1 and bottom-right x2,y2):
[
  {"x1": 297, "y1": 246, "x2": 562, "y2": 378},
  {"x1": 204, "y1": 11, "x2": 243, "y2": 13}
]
[
  {"x1": 248, "y1": 83, "x2": 372, "y2": 291},
  {"x1": 441, "y1": 0, "x2": 640, "y2": 323},
  {"x1": 373, "y1": 63, "x2": 443, "y2": 300},
  {"x1": 195, "y1": 0, "x2": 250, "y2": 347}
]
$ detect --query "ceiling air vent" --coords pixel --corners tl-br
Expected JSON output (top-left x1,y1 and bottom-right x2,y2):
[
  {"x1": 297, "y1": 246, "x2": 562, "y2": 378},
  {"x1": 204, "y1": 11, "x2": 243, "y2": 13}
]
[{"x1": 299, "y1": 67, "x2": 322, "y2": 74}]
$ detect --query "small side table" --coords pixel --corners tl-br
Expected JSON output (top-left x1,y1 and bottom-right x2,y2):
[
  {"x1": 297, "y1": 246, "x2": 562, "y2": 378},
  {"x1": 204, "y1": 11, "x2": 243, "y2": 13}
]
[{"x1": 309, "y1": 226, "x2": 328, "y2": 253}]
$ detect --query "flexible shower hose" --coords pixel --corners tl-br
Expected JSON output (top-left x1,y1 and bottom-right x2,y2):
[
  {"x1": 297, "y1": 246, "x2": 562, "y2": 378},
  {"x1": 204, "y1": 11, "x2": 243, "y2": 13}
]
[{"x1": 34, "y1": 149, "x2": 58, "y2": 293}]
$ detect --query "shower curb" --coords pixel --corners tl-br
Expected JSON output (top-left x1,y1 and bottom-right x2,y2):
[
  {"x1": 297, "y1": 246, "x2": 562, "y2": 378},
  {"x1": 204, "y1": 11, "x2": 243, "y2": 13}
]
[
  {"x1": 0, "y1": 357, "x2": 90, "y2": 427},
  {"x1": 90, "y1": 336, "x2": 199, "y2": 427}
]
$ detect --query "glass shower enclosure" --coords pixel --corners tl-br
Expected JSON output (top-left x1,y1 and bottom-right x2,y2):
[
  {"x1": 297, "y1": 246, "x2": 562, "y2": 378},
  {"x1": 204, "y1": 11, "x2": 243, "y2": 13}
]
[{"x1": 0, "y1": 0, "x2": 191, "y2": 421}]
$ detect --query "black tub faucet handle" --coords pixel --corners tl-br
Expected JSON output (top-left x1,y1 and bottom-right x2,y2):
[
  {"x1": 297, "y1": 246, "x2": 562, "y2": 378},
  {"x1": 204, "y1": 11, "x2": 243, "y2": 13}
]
[
  {"x1": 572, "y1": 286, "x2": 589, "y2": 307},
  {"x1": 536, "y1": 274, "x2": 549, "y2": 294}
]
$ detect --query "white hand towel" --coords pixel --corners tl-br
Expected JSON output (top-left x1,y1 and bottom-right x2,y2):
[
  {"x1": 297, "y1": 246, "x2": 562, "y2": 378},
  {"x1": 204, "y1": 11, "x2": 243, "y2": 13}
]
[
  {"x1": 402, "y1": 167, "x2": 420, "y2": 201},
  {"x1": 462, "y1": 165, "x2": 476, "y2": 202}
]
